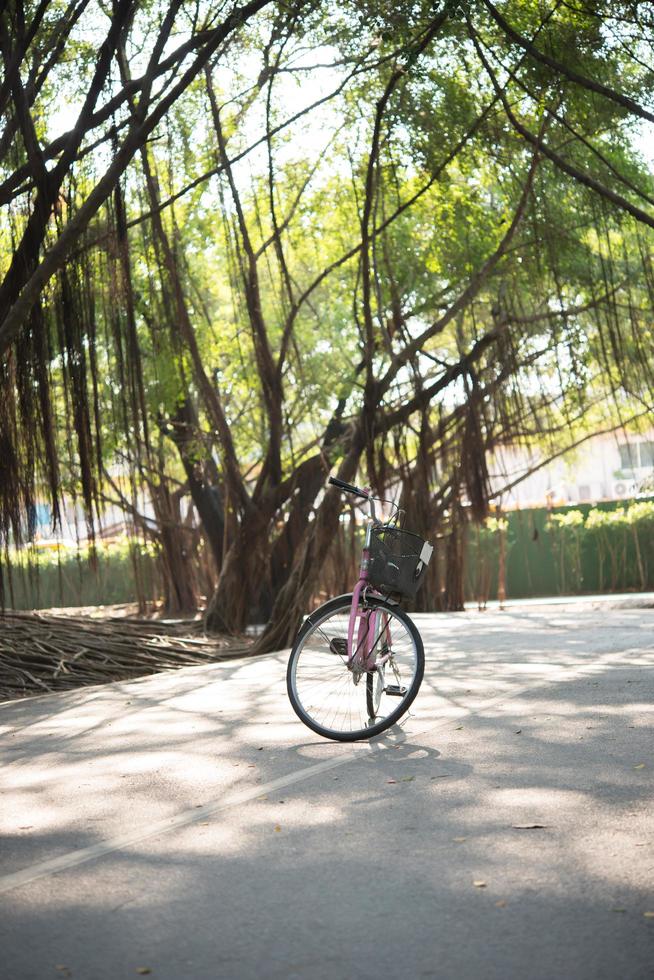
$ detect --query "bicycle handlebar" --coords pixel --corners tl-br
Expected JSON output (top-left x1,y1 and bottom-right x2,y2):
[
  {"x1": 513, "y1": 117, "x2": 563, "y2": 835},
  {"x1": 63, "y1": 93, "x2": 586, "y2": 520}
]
[
  {"x1": 328, "y1": 477, "x2": 407, "y2": 528},
  {"x1": 328, "y1": 476, "x2": 369, "y2": 499}
]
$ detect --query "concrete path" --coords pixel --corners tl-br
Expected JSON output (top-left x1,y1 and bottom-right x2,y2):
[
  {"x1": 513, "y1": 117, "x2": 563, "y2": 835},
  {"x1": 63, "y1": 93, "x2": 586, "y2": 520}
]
[{"x1": 1, "y1": 607, "x2": 653, "y2": 980}]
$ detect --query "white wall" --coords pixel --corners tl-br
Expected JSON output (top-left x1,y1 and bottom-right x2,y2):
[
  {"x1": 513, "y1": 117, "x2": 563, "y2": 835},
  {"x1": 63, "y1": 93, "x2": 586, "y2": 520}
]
[{"x1": 488, "y1": 428, "x2": 654, "y2": 509}]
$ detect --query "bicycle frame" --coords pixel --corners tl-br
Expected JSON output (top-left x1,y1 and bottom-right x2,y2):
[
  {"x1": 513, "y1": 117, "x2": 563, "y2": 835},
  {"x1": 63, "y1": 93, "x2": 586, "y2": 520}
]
[{"x1": 346, "y1": 505, "x2": 394, "y2": 672}]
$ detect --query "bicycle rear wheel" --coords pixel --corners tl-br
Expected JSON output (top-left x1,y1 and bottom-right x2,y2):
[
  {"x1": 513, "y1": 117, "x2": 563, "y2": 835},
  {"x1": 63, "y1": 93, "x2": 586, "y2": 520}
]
[{"x1": 287, "y1": 594, "x2": 424, "y2": 741}]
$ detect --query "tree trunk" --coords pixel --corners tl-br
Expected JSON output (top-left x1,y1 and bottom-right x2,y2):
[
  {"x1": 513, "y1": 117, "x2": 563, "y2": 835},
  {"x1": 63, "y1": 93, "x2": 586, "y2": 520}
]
[
  {"x1": 165, "y1": 397, "x2": 225, "y2": 570},
  {"x1": 204, "y1": 503, "x2": 271, "y2": 633},
  {"x1": 444, "y1": 502, "x2": 466, "y2": 612},
  {"x1": 204, "y1": 413, "x2": 346, "y2": 635},
  {"x1": 497, "y1": 520, "x2": 506, "y2": 609},
  {"x1": 150, "y1": 481, "x2": 198, "y2": 614},
  {"x1": 204, "y1": 453, "x2": 337, "y2": 635},
  {"x1": 632, "y1": 525, "x2": 646, "y2": 591},
  {"x1": 253, "y1": 442, "x2": 363, "y2": 654}
]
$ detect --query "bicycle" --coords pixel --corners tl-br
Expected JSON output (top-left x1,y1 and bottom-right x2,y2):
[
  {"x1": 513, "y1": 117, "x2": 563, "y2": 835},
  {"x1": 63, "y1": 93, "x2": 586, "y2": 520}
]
[{"x1": 286, "y1": 476, "x2": 434, "y2": 741}]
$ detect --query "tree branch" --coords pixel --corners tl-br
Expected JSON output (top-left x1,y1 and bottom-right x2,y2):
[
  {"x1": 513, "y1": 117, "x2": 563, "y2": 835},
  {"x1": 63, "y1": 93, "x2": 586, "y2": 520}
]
[
  {"x1": 0, "y1": 0, "x2": 274, "y2": 359},
  {"x1": 482, "y1": 0, "x2": 654, "y2": 126},
  {"x1": 468, "y1": 16, "x2": 654, "y2": 230}
]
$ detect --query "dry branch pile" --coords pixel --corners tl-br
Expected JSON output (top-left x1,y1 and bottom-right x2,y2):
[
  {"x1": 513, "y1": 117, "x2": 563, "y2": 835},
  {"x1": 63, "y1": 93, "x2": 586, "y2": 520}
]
[{"x1": 0, "y1": 612, "x2": 251, "y2": 701}]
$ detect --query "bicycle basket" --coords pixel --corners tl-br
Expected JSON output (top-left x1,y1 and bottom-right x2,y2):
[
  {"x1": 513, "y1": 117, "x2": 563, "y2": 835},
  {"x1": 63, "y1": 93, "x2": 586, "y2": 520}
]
[{"x1": 367, "y1": 526, "x2": 433, "y2": 599}]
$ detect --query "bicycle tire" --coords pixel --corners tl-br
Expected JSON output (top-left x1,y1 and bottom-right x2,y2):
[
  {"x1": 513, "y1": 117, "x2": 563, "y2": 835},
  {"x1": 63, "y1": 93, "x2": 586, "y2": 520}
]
[{"x1": 287, "y1": 593, "x2": 424, "y2": 742}]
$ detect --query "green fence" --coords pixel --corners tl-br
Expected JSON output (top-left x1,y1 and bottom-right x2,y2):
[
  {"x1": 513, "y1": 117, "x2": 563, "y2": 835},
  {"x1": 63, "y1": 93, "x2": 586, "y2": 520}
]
[
  {"x1": 467, "y1": 498, "x2": 654, "y2": 602},
  {"x1": 3, "y1": 540, "x2": 161, "y2": 610},
  {"x1": 6, "y1": 499, "x2": 654, "y2": 612}
]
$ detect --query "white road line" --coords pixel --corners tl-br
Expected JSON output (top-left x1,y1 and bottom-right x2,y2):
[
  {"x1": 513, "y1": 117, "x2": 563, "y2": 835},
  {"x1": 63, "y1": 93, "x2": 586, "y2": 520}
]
[
  {"x1": 0, "y1": 753, "x2": 354, "y2": 896},
  {"x1": 0, "y1": 650, "x2": 649, "y2": 896}
]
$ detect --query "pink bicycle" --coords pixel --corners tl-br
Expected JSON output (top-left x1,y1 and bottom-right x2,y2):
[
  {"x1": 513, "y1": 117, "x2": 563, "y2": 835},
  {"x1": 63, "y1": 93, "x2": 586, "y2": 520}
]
[{"x1": 287, "y1": 477, "x2": 433, "y2": 741}]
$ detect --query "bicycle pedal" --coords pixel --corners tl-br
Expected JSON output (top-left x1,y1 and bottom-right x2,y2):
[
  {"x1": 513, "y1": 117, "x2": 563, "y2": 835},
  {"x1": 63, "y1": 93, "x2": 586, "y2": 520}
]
[{"x1": 384, "y1": 684, "x2": 407, "y2": 697}]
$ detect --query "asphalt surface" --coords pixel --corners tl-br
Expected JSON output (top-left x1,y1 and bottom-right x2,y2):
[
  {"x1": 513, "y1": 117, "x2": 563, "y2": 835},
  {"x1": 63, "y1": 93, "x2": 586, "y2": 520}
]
[{"x1": 1, "y1": 605, "x2": 653, "y2": 980}]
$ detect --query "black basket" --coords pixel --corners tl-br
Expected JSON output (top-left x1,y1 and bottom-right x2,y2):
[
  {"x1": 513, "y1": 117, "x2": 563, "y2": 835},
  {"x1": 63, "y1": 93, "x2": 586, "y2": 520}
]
[{"x1": 367, "y1": 526, "x2": 432, "y2": 599}]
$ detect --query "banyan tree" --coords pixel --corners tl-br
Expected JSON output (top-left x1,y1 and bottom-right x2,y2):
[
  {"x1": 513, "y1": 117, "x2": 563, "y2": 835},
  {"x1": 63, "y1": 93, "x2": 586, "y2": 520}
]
[{"x1": 1, "y1": 0, "x2": 653, "y2": 651}]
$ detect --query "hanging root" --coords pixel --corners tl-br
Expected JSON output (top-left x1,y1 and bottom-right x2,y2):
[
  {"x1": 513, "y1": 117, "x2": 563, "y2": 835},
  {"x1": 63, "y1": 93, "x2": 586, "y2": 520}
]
[{"x1": 0, "y1": 611, "x2": 251, "y2": 701}]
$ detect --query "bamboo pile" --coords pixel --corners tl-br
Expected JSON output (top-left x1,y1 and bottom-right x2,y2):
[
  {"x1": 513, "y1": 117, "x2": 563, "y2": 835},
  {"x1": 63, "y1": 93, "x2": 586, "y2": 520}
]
[{"x1": 0, "y1": 611, "x2": 251, "y2": 701}]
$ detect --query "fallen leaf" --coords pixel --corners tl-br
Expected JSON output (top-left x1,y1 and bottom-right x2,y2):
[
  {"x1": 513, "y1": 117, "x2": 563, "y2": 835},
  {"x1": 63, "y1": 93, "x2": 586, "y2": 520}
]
[
  {"x1": 495, "y1": 900, "x2": 507, "y2": 908},
  {"x1": 643, "y1": 911, "x2": 654, "y2": 919},
  {"x1": 455, "y1": 726, "x2": 464, "y2": 731},
  {"x1": 136, "y1": 970, "x2": 151, "y2": 976},
  {"x1": 453, "y1": 837, "x2": 468, "y2": 843},
  {"x1": 514, "y1": 729, "x2": 522, "y2": 734},
  {"x1": 430, "y1": 774, "x2": 452, "y2": 779},
  {"x1": 473, "y1": 880, "x2": 487, "y2": 888},
  {"x1": 274, "y1": 825, "x2": 282, "y2": 832},
  {"x1": 400, "y1": 776, "x2": 415, "y2": 782},
  {"x1": 633, "y1": 764, "x2": 646, "y2": 770},
  {"x1": 198, "y1": 822, "x2": 209, "y2": 827},
  {"x1": 512, "y1": 823, "x2": 547, "y2": 830},
  {"x1": 387, "y1": 779, "x2": 397, "y2": 784},
  {"x1": 612, "y1": 908, "x2": 626, "y2": 913}
]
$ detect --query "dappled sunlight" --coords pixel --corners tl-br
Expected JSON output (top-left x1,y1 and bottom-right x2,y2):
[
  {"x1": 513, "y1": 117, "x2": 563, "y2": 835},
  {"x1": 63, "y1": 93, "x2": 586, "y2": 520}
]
[
  {"x1": 484, "y1": 785, "x2": 588, "y2": 810},
  {"x1": 574, "y1": 829, "x2": 654, "y2": 887},
  {"x1": 2, "y1": 609, "x2": 653, "y2": 919}
]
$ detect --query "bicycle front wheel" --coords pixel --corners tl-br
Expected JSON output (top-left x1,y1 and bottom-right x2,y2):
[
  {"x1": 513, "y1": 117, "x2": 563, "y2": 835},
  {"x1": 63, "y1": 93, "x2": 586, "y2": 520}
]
[{"x1": 287, "y1": 594, "x2": 424, "y2": 741}]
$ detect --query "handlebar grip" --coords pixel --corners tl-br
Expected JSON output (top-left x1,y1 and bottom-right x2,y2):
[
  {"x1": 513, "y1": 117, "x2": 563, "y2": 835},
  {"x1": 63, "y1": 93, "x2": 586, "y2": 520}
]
[{"x1": 328, "y1": 476, "x2": 368, "y2": 499}]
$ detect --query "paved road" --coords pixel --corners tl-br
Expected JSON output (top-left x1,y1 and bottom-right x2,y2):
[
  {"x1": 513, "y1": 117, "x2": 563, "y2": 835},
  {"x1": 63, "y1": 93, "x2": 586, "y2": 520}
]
[{"x1": 1, "y1": 606, "x2": 653, "y2": 980}]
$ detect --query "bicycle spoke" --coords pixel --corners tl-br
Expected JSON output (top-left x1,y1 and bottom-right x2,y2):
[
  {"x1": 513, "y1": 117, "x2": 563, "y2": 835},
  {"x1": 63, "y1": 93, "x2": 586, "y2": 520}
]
[{"x1": 288, "y1": 598, "x2": 423, "y2": 740}]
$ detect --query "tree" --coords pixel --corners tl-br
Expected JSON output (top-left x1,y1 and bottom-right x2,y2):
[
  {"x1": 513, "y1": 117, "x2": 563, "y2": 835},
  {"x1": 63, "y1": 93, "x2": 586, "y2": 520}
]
[
  {"x1": 0, "y1": 0, "x2": 275, "y2": 554},
  {"x1": 1, "y1": 1, "x2": 654, "y2": 647}
]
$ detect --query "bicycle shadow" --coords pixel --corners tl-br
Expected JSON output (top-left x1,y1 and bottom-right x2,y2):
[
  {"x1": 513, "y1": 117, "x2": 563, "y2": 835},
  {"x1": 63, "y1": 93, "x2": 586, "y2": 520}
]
[{"x1": 292, "y1": 733, "x2": 472, "y2": 780}]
